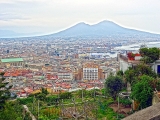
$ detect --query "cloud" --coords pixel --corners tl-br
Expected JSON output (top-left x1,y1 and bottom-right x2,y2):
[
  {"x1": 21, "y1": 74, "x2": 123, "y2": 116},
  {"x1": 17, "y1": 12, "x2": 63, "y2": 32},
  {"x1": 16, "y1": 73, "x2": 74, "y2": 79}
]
[
  {"x1": 0, "y1": 0, "x2": 160, "y2": 34},
  {"x1": 0, "y1": 12, "x2": 29, "y2": 21}
]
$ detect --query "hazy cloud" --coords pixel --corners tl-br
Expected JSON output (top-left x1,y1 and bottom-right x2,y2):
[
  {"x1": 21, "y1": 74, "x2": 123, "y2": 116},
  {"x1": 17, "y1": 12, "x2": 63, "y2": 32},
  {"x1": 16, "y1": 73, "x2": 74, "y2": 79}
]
[
  {"x1": 0, "y1": 0, "x2": 160, "y2": 34},
  {"x1": 0, "y1": 12, "x2": 29, "y2": 21}
]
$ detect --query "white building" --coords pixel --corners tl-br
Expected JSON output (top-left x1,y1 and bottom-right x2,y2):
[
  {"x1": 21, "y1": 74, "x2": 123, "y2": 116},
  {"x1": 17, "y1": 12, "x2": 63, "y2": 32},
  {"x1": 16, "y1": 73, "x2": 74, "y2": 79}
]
[
  {"x1": 151, "y1": 60, "x2": 160, "y2": 74},
  {"x1": 118, "y1": 54, "x2": 141, "y2": 72}
]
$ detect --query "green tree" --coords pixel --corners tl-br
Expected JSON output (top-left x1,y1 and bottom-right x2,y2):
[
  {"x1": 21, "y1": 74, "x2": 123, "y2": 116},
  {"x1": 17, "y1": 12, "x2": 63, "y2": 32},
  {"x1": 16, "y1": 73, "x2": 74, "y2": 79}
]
[
  {"x1": 77, "y1": 89, "x2": 87, "y2": 98},
  {"x1": 156, "y1": 79, "x2": 160, "y2": 91},
  {"x1": 124, "y1": 68, "x2": 136, "y2": 85},
  {"x1": 131, "y1": 75, "x2": 154, "y2": 109},
  {"x1": 117, "y1": 70, "x2": 124, "y2": 77},
  {"x1": 105, "y1": 75, "x2": 124, "y2": 100},
  {"x1": 41, "y1": 88, "x2": 48, "y2": 95},
  {"x1": 0, "y1": 101, "x2": 23, "y2": 120},
  {"x1": 140, "y1": 47, "x2": 160, "y2": 63},
  {"x1": 124, "y1": 64, "x2": 157, "y2": 85},
  {"x1": 134, "y1": 64, "x2": 157, "y2": 78},
  {"x1": 0, "y1": 72, "x2": 12, "y2": 109},
  {"x1": 119, "y1": 98, "x2": 132, "y2": 107},
  {"x1": 59, "y1": 92, "x2": 72, "y2": 99},
  {"x1": 24, "y1": 112, "x2": 32, "y2": 120},
  {"x1": 36, "y1": 93, "x2": 46, "y2": 101}
]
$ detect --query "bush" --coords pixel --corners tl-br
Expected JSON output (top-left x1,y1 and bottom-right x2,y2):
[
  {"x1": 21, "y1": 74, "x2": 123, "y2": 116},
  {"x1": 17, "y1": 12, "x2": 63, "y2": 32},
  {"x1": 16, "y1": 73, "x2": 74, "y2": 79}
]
[
  {"x1": 24, "y1": 112, "x2": 32, "y2": 120},
  {"x1": 40, "y1": 107, "x2": 61, "y2": 119},
  {"x1": 119, "y1": 98, "x2": 132, "y2": 107},
  {"x1": 17, "y1": 97, "x2": 33, "y2": 104},
  {"x1": 36, "y1": 93, "x2": 46, "y2": 101},
  {"x1": 117, "y1": 114, "x2": 125, "y2": 119},
  {"x1": 59, "y1": 92, "x2": 72, "y2": 99},
  {"x1": 46, "y1": 96, "x2": 58, "y2": 106}
]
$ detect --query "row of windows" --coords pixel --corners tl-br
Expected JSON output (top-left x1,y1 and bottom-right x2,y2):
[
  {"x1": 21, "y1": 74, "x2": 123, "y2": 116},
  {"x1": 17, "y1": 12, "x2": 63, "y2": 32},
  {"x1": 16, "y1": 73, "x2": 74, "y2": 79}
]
[
  {"x1": 83, "y1": 73, "x2": 98, "y2": 75},
  {"x1": 84, "y1": 77, "x2": 98, "y2": 79},
  {"x1": 83, "y1": 70, "x2": 98, "y2": 72},
  {"x1": 83, "y1": 76, "x2": 98, "y2": 78},
  {"x1": 84, "y1": 78, "x2": 98, "y2": 80},
  {"x1": 84, "y1": 75, "x2": 98, "y2": 77},
  {"x1": 83, "y1": 68, "x2": 98, "y2": 72},
  {"x1": 84, "y1": 72, "x2": 98, "y2": 74}
]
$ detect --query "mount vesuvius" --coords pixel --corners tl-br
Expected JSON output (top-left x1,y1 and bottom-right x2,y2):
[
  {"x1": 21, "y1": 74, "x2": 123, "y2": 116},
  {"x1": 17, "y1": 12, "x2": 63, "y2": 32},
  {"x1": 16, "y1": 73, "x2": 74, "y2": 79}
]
[{"x1": 44, "y1": 20, "x2": 160, "y2": 39}]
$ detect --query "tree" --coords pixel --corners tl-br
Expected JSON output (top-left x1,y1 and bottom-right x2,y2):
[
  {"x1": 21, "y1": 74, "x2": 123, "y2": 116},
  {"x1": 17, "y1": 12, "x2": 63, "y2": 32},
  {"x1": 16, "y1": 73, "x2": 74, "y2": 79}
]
[
  {"x1": 124, "y1": 69, "x2": 136, "y2": 85},
  {"x1": 131, "y1": 75, "x2": 154, "y2": 109},
  {"x1": 59, "y1": 92, "x2": 72, "y2": 99},
  {"x1": 41, "y1": 88, "x2": 48, "y2": 95},
  {"x1": 117, "y1": 70, "x2": 124, "y2": 77},
  {"x1": 105, "y1": 75, "x2": 124, "y2": 100},
  {"x1": 24, "y1": 112, "x2": 32, "y2": 120},
  {"x1": 124, "y1": 64, "x2": 157, "y2": 85},
  {"x1": 134, "y1": 64, "x2": 157, "y2": 78},
  {"x1": 140, "y1": 47, "x2": 160, "y2": 63},
  {"x1": 0, "y1": 101, "x2": 23, "y2": 120},
  {"x1": 36, "y1": 93, "x2": 46, "y2": 101},
  {"x1": 0, "y1": 72, "x2": 12, "y2": 109}
]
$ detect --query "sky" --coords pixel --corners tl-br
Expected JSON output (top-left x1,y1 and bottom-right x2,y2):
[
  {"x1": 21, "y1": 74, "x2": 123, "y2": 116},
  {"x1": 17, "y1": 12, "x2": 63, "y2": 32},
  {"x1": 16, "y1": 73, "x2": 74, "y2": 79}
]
[{"x1": 0, "y1": 0, "x2": 160, "y2": 35}]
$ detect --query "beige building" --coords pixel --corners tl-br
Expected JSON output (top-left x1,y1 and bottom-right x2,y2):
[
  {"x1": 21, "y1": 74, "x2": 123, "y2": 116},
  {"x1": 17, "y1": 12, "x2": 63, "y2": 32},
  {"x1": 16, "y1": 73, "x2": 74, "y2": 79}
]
[
  {"x1": 75, "y1": 62, "x2": 104, "y2": 81},
  {"x1": 57, "y1": 71, "x2": 73, "y2": 81},
  {"x1": 0, "y1": 58, "x2": 24, "y2": 68}
]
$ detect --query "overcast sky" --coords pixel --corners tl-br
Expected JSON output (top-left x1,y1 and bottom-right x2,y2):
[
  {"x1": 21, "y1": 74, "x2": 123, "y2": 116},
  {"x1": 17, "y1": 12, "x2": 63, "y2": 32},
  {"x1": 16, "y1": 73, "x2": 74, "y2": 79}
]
[{"x1": 0, "y1": 0, "x2": 160, "y2": 35}]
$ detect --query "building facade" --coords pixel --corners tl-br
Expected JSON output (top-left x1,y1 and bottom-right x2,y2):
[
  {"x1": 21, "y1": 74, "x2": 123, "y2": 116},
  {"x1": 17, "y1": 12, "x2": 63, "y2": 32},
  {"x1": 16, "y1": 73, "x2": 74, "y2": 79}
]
[
  {"x1": 0, "y1": 58, "x2": 24, "y2": 68},
  {"x1": 75, "y1": 62, "x2": 104, "y2": 81},
  {"x1": 83, "y1": 63, "x2": 99, "y2": 81},
  {"x1": 57, "y1": 72, "x2": 73, "y2": 81}
]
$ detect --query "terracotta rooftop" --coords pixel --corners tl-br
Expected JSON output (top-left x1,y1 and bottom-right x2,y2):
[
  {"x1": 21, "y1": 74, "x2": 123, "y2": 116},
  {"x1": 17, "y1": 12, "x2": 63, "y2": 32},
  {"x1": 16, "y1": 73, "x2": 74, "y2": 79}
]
[
  {"x1": 119, "y1": 54, "x2": 141, "y2": 64},
  {"x1": 83, "y1": 62, "x2": 99, "y2": 68}
]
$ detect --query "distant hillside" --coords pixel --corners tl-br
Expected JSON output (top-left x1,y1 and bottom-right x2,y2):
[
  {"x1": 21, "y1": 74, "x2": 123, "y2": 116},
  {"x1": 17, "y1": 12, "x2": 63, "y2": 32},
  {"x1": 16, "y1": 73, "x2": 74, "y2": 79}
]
[
  {"x1": 0, "y1": 30, "x2": 41, "y2": 38},
  {"x1": 45, "y1": 20, "x2": 160, "y2": 38},
  {"x1": 0, "y1": 30, "x2": 21, "y2": 38}
]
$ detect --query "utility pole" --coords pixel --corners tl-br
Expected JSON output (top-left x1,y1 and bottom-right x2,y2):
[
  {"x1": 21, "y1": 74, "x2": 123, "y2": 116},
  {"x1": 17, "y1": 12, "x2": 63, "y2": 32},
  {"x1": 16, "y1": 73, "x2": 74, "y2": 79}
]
[
  {"x1": 32, "y1": 96, "x2": 35, "y2": 111},
  {"x1": 94, "y1": 83, "x2": 96, "y2": 101},
  {"x1": 82, "y1": 87, "x2": 83, "y2": 102},
  {"x1": 117, "y1": 93, "x2": 120, "y2": 119},
  {"x1": 37, "y1": 100, "x2": 39, "y2": 120}
]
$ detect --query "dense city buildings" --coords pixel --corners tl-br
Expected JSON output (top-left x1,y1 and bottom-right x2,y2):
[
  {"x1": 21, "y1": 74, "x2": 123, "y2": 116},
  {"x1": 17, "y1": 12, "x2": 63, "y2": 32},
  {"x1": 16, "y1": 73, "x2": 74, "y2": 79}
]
[
  {"x1": 0, "y1": 37, "x2": 158, "y2": 97},
  {"x1": 0, "y1": 38, "x2": 121, "y2": 97}
]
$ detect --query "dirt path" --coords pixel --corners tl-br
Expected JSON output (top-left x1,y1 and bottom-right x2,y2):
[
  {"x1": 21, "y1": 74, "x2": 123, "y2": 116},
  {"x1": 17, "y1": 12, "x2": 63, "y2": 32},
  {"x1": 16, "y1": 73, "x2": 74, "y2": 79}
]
[
  {"x1": 109, "y1": 103, "x2": 132, "y2": 116},
  {"x1": 23, "y1": 105, "x2": 37, "y2": 120}
]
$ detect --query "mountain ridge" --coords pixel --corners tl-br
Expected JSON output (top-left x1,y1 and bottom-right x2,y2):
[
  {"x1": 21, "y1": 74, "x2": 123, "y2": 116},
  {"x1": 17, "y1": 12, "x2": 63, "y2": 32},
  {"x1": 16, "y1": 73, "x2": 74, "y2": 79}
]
[
  {"x1": 47, "y1": 20, "x2": 160, "y2": 38},
  {"x1": 1, "y1": 20, "x2": 160, "y2": 39}
]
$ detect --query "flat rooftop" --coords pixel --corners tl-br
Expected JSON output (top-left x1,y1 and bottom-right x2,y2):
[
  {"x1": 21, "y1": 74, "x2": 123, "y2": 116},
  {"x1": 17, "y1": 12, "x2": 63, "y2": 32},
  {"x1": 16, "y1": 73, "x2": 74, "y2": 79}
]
[{"x1": 1, "y1": 58, "x2": 23, "y2": 63}]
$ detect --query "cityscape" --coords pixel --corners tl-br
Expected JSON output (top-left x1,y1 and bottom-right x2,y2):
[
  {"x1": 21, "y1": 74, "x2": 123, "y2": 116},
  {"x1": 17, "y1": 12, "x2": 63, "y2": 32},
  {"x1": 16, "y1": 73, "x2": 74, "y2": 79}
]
[{"x1": 1, "y1": 0, "x2": 160, "y2": 120}]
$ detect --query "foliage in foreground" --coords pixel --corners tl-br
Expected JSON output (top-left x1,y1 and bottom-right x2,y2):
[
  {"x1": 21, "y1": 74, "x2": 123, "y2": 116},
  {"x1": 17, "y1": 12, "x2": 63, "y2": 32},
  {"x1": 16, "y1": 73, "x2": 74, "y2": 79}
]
[
  {"x1": 131, "y1": 75, "x2": 154, "y2": 109},
  {"x1": 0, "y1": 101, "x2": 24, "y2": 120},
  {"x1": 139, "y1": 47, "x2": 160, "y2": 63},
  {"x1": 124, "y1": 64, "x2": 157, "y2": 85},
  {"x1": 105, "y1": 75, "x2": 124, "y2": 100}
]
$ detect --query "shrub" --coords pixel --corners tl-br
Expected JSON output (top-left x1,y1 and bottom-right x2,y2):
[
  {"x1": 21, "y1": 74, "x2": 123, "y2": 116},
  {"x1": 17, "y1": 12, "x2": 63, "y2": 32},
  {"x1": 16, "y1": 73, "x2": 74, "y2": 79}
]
[{"x1": 119, "y1": 98, "x2": 132, "y2": 107}]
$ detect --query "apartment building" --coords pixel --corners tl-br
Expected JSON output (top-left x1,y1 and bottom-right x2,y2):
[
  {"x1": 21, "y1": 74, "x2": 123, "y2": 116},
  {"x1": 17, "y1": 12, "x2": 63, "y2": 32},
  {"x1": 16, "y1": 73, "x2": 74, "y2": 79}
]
[{"x1": 75, "y1": 62, "x2": 104, "y2": 81}]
